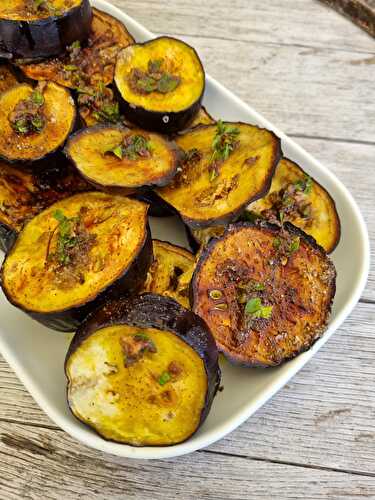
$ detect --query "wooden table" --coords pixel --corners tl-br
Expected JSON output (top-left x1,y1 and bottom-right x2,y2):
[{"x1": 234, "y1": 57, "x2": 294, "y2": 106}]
[{"x1": 1, "y1": 1, "x2": 375, "y2": 498}]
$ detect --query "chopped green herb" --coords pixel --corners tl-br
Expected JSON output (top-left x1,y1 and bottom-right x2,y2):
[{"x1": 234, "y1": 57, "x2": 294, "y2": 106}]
[
  {"x1": 31, "y1": 116, "x2": 44, "y2": 131},
  {"x1": 134, "y1": 333, "x2": 150, "y2": 341},
  {"x1": 105, "y1": 145, "x2": 123, "y2": 160},
  {"x1": 157, "y1": 74, "x2": 180, "y2": 93},
  {"x1": 123, "y1": 135, "x2": 151, "y2": 160},
  {"x1": 245, "y1": 297, "x2": 273, "y2": 319},
  {"x1": 158, "y1": 371, "x2": 171, "y2": 386},
  {"x1": 70, "y1": 40, "x2": 81, "y2": 50},
  {"x1": 209, "y1": 120, "x2": 240, "y2": 180},
  {"x1": 63, "y1": 65, "x2": 79, "y2": 72},
  {"x1": 273, "y1": 238, "x2": 281, "y2": 249},
  {"x1": 295, "y1": 175, "x2": 313, "y2": 195},
  {"x1": 254, "y1": 282, "x2": 265, "y2": 291},
  {"x1": 31, "y1": 90, "x2": 44, "y2": 106},
  {"x1": 289, "y1": 236, "x2": 300, "y2": 254},
  {"x1": 13, "y1": 120, "x2": 29, "y2": 134},
  {"x1": 136, "y1": 76, "x2": 158, "y2": 93},
  {"x1": 304, "y1": 176, "x2": 313, "y2": 195},
  {"x1": 52, "y1": 210, "x2": 80, "y2": 266},
  {"x1": 148, "y1": 59, "x2": 163, "y2": 73}
]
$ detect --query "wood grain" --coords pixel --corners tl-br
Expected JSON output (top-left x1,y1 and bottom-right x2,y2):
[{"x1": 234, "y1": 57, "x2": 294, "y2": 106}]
[
  {"x1": 1, "y1": 421, "x2": 375, "y2": 500},
  {"x1": 321, "y1": 0, "x2": 375, "y2": 37},
  {"x1": 1, "y1": 303, "x2": 375, "y2": 475}
]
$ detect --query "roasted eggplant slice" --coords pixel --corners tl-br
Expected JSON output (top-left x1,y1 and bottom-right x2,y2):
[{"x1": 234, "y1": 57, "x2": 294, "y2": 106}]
[
  {"x1": 0, "y1": 159, "x2": 90, "y2": 252},
  {"x1": 77, "y1": 84, "x2": 122, "y2": 127},
  {"x1": 65, "y1": 125, "x2": 180, "y2": 193},
  {"x1": 65, "y1": 293, "x2": 220, "y2": 446},
  {"x1": 248, "y1": 158, "x2": 341, "y2": 253},
  {"x1": 114, "y1": 37, "x2": 205, "y2": 134},
  {"x1": 0, "y1": 0, "x2": 92, "y2": 61},
  {"x1": 20, "y1": 8, "x2": 135, "y2": 88},
  {"x1": 1, "y1": 192, "x2": 152, "y2": 331},
  {"x1": 187, "y1": 106, "x2": 215, "y2": 129},
  {"x1": 0, "y1": 82, "x2": 76, "y2": 163},
  {"x1": 0, "y1": 64, "x2": 18, "y2": 93},
  {"x1": 191, "y1": 222, "x2": 336, "y2": 367},
  {"x1": 156, "y1": 122, "x2": 281, "y2": 228},
  {"x1": 142, "y1": 240, "x2": 195, "y2": 308}
]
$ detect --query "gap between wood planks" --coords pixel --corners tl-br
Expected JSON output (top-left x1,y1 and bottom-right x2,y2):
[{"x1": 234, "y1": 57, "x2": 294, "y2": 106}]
[{"x1": 1, "y1": 415, "x2": 375, "y2": 480}]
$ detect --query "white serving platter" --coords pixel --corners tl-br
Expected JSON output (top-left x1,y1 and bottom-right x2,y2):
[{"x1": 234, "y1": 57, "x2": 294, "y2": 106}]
[{"x1": 0, "y1": 0, "x2": 370, "y2": 460}]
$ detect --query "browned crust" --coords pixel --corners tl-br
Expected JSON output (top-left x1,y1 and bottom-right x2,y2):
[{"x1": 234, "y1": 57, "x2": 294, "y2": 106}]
[{"x1": 191, "y1": 221, "x2": 336, "y2": 367}]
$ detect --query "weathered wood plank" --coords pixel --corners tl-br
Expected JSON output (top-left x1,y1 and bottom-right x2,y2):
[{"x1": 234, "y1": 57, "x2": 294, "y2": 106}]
[
  {"x1": 1, "y1": 302, "x2": 375, "y2": 475},
  {"x1": 0, "y1": 421, "x2": 374, "y2": 500},
  {"x1": 109, "y1": 0, "x2": 375, "y2": 53},
  {"x1": 176, "y1": 34, "x2": 375, "y2": 143},
  {"x1": 320, "y1": 0, "x2": 375, "y2": 37}
]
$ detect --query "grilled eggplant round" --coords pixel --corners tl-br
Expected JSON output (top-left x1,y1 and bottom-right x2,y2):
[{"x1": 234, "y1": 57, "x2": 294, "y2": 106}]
[
  {"x1": 65, "y1": 125, "x2": 180, "y2": 193},
  {"x1": 0, "y1": 82, "x2": 76, "y2": 163},
  {"x1": 1, "y1": 192, "x2": 152, "y2": 332},
  {"x1": 114, "y1": 37, "x2": 205, "y2": 134},
  {"x1": 142, "y1": 240, "x2": 195, "y2": 308},
  {"x1": 65, "y1": 293, "x2": 220, "y2": 446},
  {"x1": 20, "y1": 8, "x2": 135, "y2": 88},
  {"x1": 0, "y1": 158, "x2": 90, "y2": 253},
  {"x1": 0, "y1": 0, "x2": 92, "y2": 61},
  {"x1": 248, "y1": 158, "x2": 341, "y2": 253},
  {"x1": 191, "y1": 222, "x2": 336, "y2": 367},
  {"x1": 156, "y1": 122, "x2": 282, "y2": 228}
]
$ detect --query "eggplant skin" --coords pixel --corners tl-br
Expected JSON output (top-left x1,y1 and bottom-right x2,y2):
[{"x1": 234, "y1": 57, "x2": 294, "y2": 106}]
[
  {"x1": 1, "y1": 194, "x2": 153, "y2": 332},
  {"x1": 191, "y1": 221, "x2": 336, "y2": 367},
  {"x1": 0, "y1": 223, "x2": 17, "y2": 254},
  {"x1": 66, "y1": 293, "x2": 221, "y2": 445},
  {"x1": 0, "y1": 0, "x2": 92, "y2": 61},
  {"x1": 114, "y1": 37, "x2": 205, "y2": 134}
]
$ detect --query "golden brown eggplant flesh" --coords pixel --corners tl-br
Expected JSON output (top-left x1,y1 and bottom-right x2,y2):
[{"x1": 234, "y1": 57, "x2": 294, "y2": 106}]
[
  {"x1": 0, "y1": 0, "x2": 92, "y2": 61},
  {"x1": 1, "y1": 192, "x2": 152, "y2": 331},
  {"x1": 0, "y1": 82, "x2": 76, "y2": 163},
  {"x1": 0, "y1": 158, "x2": 91, "y2": 252},
  {"x1": 142, "y1": 240, "x2": 195, "y2": 308},
  {"x1": 187, "y1": 105, "x2": 215, "y2": 129},
  {"x1": 65, "y1": 293, "x2": 220, "y2": 446},
  {"x1": 248, "y1": 158, "x2": 341, "y2": 253},
  {"x1": 20, "y1": 8, "x2": 135, "y2": 88},
  {"x1": 65, "y1": 125, "x2": 181, "y2": 192},
  {"x1": 114, "y1": 37, "x2": 205, "y2": 134},
  {"x1": 191, "y1": 222, "x2": 336, "y2": 367},
  {"x1": 156, "y1": 122, "x2": 282, "y2": 228}
]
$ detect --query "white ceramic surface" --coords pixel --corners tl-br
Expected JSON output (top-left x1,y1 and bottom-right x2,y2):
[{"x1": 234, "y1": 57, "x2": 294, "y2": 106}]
[{"x1": 0, "y1": 0, "x2": 370, "y2": 460}]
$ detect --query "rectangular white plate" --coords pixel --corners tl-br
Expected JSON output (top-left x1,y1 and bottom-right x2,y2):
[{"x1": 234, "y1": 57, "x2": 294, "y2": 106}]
[{"x1": 0, "y1": 0, "x2": 370, "y2": 460}]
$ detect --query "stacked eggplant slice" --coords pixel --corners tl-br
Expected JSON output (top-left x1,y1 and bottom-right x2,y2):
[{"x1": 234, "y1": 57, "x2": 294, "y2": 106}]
[{"x1": 0, "y1": 0, "x2": 340, "y2": 446}]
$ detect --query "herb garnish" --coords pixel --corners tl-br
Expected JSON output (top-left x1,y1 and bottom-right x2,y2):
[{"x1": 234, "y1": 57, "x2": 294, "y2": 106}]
[
  {"x1": 105, "y1": 135, "x2": 152, "y2": 161},
  {"x1": 245, "y1": 297, "x2": 273, "y2": 319},
  {"x1": 295, "y1": 175, "x2": 313, "y2": 195},
  {"x1": 209, "y1": 120, "x2": 240, "y2": 181},
  {"x1": 158, "y1": 371, "x2": 171, "y2": 386},
  {"x1": 77, "y1": 84, "x2": 122, "y2": 125},
  {"x1": 9, "y1": 88, "x2": 46, "y2": 135},
  {"x1": 52, "y1": 210, "x2": 80, "y2": 266},
  {"x1": 129, "y1": 59, "x2": 181, "y2": 95}
]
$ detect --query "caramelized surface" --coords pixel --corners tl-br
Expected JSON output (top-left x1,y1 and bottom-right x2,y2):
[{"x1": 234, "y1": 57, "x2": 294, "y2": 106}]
[
  {"x1": 0, "y1": 0, "x2": 82, "y2": 20},
  {"x1": 115, "y1": 37, "x2": 205, "y2": 113},
  {"x1": 142, "y1": 240, "x2": 195, "y2": 308},
  {"x1": 0, "y1": 82, "x2": 75, "y2": 162},
  {"x1": 192, "y1": 223, "x2": 336, "y2": 366},
  {"x1": 157, "y1": 123, "x2": 281, "y2": 227},
  {"x1": 66, "y1": 126, "x2": 179, "y2": 190},
  {"x1": 66, "y1": 324, "x2": 207, "y2": 445},
  {"x1": 0, "y1": 64, "x2": 18, "y2": 93},
  {"x1": 20, "y1": 8, "x2": 134, "y2": 88},
  {"x1": 2, "y1": 192, "x2": 148, "y2": 313},
  {"x1": 249, "y1": 158, "x2": 341, "y2": 253}
]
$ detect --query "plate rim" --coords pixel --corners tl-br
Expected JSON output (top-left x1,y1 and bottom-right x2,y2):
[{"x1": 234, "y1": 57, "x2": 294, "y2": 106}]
[{"x1": 0, "y1": 0, "x2": 370, "y2": 460}]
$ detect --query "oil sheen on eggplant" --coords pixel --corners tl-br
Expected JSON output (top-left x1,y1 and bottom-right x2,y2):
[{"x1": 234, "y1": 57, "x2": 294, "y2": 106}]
[
  {"x1": 191, "y1": 222, "x2": 336, "y2": 367},
  {"x1": 1, "y1": 192, "x2": 152, "y2": 331},
  {"x1": 115, "y1": 37, "x2": 205, "y2": 134},
  {"x1": 156, "y1": 122, "x2": 281, "y2": 228},
  {"x1": 248, "y1": 158, "x2": 341, "y2": 253},
  {"x1": 0, "y1": 82, "x2": 76, "y2": 163},
  {"x1": 0, "y1": 0, "x2": 92, "y2": 61},
  {"x1": 20, "y1": 8, "x2": 134, "y2": 88},
  {"x1": 65, "y1": 125, "x2": 181, "y2": 193},
  {"x1": 142, "y1": 240, "x2": 195, "y2": 308},
  {"x1": 65, "y1": 294, "x2": 220, "y2": 446}
]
